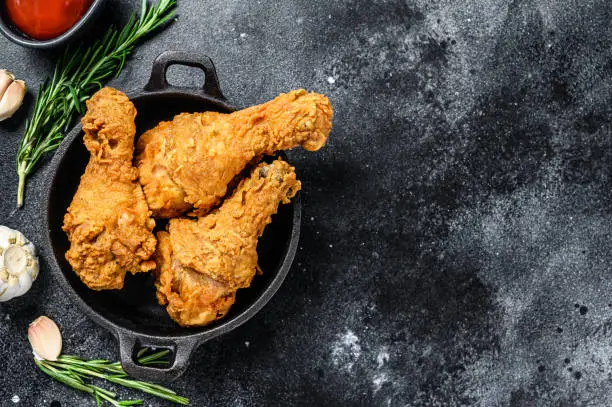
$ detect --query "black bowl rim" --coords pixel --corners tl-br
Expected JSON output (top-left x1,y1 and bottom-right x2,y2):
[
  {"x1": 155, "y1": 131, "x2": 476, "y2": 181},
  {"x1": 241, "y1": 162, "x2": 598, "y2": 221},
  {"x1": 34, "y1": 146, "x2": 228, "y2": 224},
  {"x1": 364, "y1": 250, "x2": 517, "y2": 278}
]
[
  {"x1": 43, "y1": 87, "x2": 301, "y2": 344},
  {"x1": 0, "y1": 0, "x2": 106, "y2": 49}
]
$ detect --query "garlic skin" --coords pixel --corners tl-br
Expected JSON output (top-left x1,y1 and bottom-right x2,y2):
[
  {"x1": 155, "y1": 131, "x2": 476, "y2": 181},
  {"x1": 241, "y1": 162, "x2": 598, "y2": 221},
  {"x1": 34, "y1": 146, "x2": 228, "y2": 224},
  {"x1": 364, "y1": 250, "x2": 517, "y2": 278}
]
[
  {"x1": 0, "y1": 70, "x2": 15, "y2": 96},
  {"x1": 0, "y1": 226, "x2": 38, "y2": 302},
  {"x1": 28, "y1": 316, "x2": 62, "y2": 361},
  {"x1": 0, "y1": 70, "x2": 26, "y2": 122}
]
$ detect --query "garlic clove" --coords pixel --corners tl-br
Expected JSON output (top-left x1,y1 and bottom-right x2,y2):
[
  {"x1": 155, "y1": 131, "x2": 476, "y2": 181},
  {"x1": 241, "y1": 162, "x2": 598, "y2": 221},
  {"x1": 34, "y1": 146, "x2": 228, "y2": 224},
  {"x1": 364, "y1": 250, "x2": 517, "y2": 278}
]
[
  {"x1": 7, "y1": 275, "x2": 20, "y2": 301},
  {"x1": 0, "y1": 79, "x2": 26, "y2": 122},
  {"x1": 0, "y1": 70, "x2": 15, "y2": 98},
  {"x1": 28, "y1": 316, "x2": 62, "y2": 361},
  {"x1": 28, "y1": 258, "x2": 39, "y2": 281},
  {"x1": 15, "y1": 267, "x2": 33, "y2": 299}
]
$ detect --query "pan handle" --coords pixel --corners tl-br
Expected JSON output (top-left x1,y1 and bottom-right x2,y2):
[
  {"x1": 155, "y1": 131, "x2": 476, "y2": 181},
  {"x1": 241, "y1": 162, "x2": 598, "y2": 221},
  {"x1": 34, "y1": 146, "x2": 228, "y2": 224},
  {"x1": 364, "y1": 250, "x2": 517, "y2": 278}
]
[
  {"x1": 144, "y1": 50, "x2": 226, "y2": 100},
  {"x1": 118, "y1": 331, "x2": 199, "y2": 382}
]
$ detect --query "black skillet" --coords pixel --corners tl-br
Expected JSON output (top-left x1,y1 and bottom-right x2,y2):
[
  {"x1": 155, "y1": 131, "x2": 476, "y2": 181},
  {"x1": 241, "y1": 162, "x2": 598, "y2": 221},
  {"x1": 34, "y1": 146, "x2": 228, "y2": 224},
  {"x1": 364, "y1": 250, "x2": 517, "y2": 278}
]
[{"x1": 44, "y1": 51, "x2": 301, "y2": 382}]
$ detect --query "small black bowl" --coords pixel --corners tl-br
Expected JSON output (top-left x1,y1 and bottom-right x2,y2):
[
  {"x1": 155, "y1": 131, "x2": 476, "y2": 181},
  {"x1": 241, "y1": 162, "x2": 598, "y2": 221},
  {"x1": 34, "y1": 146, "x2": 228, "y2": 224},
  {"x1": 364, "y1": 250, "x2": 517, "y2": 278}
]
[
  {"x1": 0, "y1": 0, "x2": 106, "y2": 49},
  {"x1": 43, "y1": 51, "x2": 301, "y2": 381}
]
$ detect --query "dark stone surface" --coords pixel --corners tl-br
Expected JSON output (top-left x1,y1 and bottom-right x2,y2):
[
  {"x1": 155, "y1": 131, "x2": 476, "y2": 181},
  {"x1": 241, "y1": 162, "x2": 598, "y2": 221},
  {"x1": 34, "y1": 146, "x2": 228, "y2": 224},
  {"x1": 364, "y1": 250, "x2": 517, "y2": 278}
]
[{"x1": 1, "y1": 0, "x2": 612, "y2": 405}]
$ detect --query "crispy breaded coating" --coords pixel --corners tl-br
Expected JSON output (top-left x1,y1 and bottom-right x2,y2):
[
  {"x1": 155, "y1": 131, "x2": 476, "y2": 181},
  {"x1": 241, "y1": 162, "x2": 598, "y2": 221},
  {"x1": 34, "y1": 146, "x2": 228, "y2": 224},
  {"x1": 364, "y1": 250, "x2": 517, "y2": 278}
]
[
  {"x1": 136, "y1": 89, "x2": 331, "y2": 218},
  {"x1": 154, "y1": 159, "x2": 300, "y2": 326},
  {"x1": 63, "y1": 87, "x2": 157, "y2": 290}
]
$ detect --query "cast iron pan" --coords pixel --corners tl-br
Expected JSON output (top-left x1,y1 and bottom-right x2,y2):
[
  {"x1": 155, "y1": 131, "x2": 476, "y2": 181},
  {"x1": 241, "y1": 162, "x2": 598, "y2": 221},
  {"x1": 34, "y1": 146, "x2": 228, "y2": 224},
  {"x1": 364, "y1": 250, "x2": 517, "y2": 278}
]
[{"x1": 44, "y1": 51, "x2": 301, "y2": 381}]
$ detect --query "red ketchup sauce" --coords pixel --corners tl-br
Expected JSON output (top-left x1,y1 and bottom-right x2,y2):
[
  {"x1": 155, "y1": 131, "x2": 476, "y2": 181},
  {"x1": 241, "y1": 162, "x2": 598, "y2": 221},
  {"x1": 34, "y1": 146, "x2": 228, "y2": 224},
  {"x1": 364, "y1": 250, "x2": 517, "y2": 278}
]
[{"x1": 5, "y1": 0, "x2": 93, "y2": 40}]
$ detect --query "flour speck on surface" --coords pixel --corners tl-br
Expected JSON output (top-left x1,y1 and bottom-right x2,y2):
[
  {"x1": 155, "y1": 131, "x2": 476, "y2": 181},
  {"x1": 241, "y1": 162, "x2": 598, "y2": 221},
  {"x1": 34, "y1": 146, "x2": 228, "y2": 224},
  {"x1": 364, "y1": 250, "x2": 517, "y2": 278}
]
[
  {"x1": 376, "y1": 347, "x2": 389, "y2": 368},
  {"x1": 372, "y1": 372, "x2": 389, "y2": 393},
  {"x1": 331, "y1": 330, "x2": 361, "y2": 371},
  {"x1": 327, "y1": 76, "x2": 336, "y2": 84},
  {"x1": 11, "y1": 395, "x2": 19, "y2": 403}
]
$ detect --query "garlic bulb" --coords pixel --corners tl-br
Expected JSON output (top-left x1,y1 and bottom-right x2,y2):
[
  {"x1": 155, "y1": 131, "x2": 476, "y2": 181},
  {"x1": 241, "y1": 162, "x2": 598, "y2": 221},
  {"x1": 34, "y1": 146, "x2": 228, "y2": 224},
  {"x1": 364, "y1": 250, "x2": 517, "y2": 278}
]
[
  {"x1": 0, "y1": 226, "x2": 38, "y2": 302},
  {"x1": 0, "y1": 70, "x2": 26, "y2": 122}
]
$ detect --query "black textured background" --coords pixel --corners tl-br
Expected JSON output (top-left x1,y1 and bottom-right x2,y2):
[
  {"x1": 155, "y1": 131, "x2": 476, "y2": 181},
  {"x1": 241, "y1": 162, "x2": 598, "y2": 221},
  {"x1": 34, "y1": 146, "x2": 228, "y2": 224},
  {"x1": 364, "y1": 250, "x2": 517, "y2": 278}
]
[{"x1": 1, "y1": 0, "x2": 612, "y2": 406}]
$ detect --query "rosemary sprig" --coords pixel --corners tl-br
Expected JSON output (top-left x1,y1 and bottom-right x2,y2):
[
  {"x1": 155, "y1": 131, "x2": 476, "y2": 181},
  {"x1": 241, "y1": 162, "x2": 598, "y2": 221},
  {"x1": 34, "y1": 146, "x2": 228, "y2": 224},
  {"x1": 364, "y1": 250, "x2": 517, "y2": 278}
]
[
  {"x1": 15, "y1": 0, "x2": 177, "y2": 207},
  {"x1": 35, "y1": 349, "x2": 189, "y2": 406}
]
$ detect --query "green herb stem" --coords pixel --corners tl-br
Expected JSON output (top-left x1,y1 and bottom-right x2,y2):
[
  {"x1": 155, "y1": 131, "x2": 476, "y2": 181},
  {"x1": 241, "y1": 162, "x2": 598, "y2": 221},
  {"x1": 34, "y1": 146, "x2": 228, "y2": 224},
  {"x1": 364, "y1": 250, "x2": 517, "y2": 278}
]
[
  {"x1": 15, "y1": 0, "x2": 177, "y2": 207},
  {"x1": 35, "y1": 350, "x2": 189, "y2": 406}
]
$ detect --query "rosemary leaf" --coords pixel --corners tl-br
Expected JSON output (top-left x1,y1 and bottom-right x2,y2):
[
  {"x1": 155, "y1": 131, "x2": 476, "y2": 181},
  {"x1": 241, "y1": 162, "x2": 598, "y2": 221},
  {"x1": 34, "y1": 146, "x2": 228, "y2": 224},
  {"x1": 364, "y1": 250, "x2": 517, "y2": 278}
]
[
  {"x1": 15, "y1": 0, "x2": 177, "y2": 207},
  {"x1": 34, "y1": 349, "x2": 189, "y2": 406}
]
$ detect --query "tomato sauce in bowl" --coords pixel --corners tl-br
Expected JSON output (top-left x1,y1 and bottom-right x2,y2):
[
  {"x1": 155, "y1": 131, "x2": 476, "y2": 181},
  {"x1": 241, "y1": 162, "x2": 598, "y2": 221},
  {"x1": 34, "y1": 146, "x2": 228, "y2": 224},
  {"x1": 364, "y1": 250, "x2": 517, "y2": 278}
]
[{"x1": 5, "y1": 0, "x2": 93, "y2": 40}]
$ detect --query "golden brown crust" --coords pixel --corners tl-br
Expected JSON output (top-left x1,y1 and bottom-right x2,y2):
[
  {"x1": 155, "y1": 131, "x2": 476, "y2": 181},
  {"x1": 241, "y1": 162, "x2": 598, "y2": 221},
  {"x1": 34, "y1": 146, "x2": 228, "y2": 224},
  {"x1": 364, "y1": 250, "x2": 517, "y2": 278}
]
[
  {"x1": 136, "y1": 89, "x2": 331, "y2": 218},
  {"x1": 62, "y1": 87, "x2": 157, "y2": 291},
  {"x1": 153, "y1": 159, "x2": 300, "y2": 327},
  {"x1": 154, "y1": 231, "x2": 236, "y2": 326}
]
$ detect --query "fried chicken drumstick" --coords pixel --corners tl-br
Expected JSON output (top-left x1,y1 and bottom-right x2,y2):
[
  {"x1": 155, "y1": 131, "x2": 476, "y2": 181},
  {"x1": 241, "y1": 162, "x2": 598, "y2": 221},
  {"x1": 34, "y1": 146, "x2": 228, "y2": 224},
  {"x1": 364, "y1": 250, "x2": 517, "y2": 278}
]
[
  {"x1": 136, "y1": 89, "x2": 332, "y2": 218},
  {"x1": 154, "y1": 159, "x2": 300, "y2": 327},
  {"x1": 63, "y1": 88, "x2": 157, "y2": 290}
]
